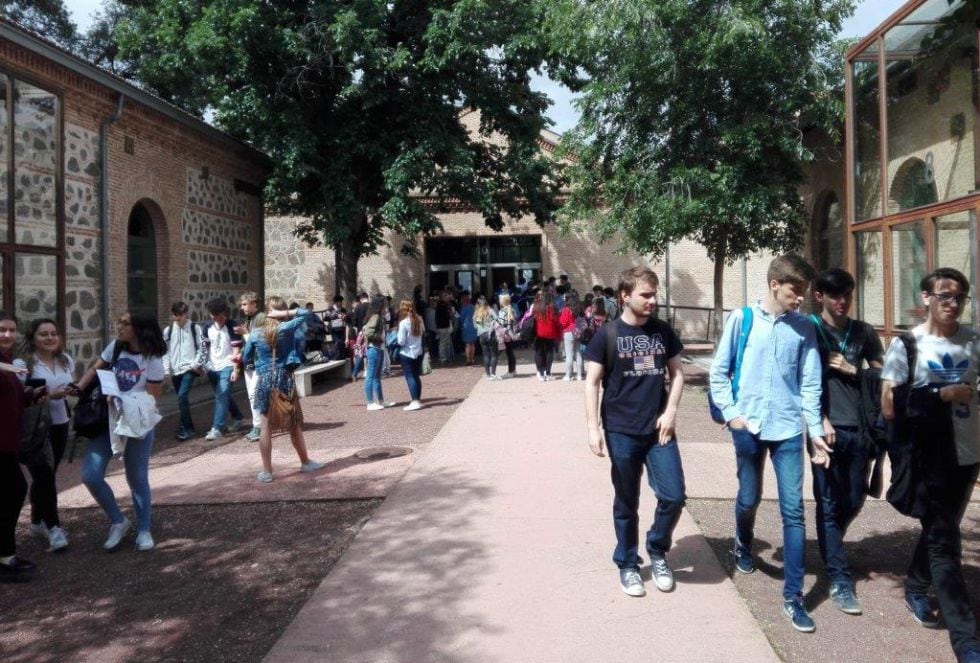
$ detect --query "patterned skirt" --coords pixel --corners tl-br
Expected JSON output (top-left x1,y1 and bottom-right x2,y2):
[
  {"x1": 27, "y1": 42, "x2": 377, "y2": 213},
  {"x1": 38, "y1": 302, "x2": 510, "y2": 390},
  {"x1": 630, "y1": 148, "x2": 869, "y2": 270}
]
[{"x1": 253, "y1": 366, "x2": 296, "y2": 415}]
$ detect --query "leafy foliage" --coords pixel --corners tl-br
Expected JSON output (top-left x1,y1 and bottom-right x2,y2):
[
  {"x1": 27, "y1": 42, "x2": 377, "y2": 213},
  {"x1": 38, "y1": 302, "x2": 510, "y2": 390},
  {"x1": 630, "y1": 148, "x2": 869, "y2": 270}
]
[
  {"x1": 111, "y1": 0, "x2": 564, "y2": 295},
  {"x1": 1, "y1": 0, "x2": 79, "y2": 51}
]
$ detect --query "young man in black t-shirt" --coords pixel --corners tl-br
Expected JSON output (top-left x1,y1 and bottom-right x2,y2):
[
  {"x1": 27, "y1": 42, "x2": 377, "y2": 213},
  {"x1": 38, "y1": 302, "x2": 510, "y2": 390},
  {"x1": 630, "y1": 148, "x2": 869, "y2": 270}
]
[
  {"x1": 584, "y1": 267, "x2": 686, "y2": 598},
  {"x1": 810, "y1": 268, "x2": 883, "y2": 616}
]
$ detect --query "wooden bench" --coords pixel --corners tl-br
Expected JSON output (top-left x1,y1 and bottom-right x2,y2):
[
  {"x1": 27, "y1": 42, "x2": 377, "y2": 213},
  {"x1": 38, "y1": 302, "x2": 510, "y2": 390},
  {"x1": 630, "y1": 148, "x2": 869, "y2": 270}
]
[{"x1": 294, "y1": 359, "x2": 351, "y2": 397}]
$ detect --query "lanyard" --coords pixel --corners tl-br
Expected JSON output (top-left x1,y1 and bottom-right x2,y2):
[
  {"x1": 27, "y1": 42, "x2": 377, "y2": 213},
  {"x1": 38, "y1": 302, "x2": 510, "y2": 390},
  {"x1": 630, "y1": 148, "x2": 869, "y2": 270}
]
[{"x1": 811, "y1": 315, "x2": 852, "y2": 354}]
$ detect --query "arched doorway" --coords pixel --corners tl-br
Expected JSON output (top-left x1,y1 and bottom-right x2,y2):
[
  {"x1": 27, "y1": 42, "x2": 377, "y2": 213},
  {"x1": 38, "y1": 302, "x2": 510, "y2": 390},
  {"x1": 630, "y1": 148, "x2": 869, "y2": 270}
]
[
  {"x1": 814, "y1": 191, "x2": 843, "y2": 271},
  {"x1": 127, "y1": 203, "x2": 158, "y2": 319}
]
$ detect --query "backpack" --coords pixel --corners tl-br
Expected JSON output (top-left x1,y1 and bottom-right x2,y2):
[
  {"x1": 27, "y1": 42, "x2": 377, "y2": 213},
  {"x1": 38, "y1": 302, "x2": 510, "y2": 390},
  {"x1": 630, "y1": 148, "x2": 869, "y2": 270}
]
[
  {"x1": 72, "y1": 342, "x2": 124, "y2": 439},
  {"x1": 573, "y1": 315, "x2": 593, "y2": 342},
  {"x1": 163, "y1": 321, "x2": 199, "y2": 351},
  {"x1": 708, "y1": 307, "x2": 753, "y2": 424},
  {"x1": 884, "y1": 333, "x2": 928, "y2": 518}
]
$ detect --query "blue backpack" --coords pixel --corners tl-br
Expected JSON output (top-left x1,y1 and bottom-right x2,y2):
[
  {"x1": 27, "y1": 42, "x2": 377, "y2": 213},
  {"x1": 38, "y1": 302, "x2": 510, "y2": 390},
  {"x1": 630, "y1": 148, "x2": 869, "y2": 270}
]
[{"x1": 708, "y1": 307, "x2": 753, "y2": 424}]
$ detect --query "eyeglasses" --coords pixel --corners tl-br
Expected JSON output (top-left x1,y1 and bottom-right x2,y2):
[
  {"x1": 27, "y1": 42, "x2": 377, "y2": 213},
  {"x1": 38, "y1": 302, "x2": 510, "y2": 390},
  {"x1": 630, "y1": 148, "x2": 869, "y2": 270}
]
[{"x1": 930, "y1": 292, "x2": 970, "y2": 305}]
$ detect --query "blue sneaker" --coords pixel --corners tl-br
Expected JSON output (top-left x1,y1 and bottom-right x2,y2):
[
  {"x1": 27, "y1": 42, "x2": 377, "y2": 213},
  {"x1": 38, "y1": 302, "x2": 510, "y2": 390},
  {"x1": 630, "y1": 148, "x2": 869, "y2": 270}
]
[
  {"x1": 733, "y1": 548, "x2": 755, "y2": 575},
  {"x1": 905, "y1": 592, "x2": 940, "y2": 628},
  {"x1": 783, "y1": 596, "x2": 815, "y2": 633},
  {"x1": 829, "y1": 582, "x2": 862, "y2": 615}
]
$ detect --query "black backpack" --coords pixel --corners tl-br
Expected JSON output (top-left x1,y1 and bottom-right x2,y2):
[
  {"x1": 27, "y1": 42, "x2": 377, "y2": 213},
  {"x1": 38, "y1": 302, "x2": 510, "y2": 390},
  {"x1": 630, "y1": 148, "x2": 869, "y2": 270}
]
[{"x1": 884, "y1": 333, "x2": 928, "y2": 518}]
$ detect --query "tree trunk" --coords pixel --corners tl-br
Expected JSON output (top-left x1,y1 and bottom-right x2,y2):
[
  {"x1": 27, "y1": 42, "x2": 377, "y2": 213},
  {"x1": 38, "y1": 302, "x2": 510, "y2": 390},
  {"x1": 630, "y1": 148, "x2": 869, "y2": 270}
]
[
  {"x1": 711, "y1": 228, "x2": 728, "y2": 344},
  {"x1": 335, "y1": 238, "x2": 359, "y2": 302}
]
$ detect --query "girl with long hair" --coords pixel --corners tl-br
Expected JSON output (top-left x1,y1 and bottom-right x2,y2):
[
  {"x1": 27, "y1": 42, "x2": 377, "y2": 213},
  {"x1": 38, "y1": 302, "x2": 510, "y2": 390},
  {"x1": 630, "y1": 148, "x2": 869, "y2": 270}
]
[
  {"x1": 533, "y1": 292, "x2": 562, "y2": 381},
  {"x1": 363, "y1": 295, "x2": 394, "y2": 410},
  {"x1": 14, "y1": 319, "x2": 74, "y2": 551},
  {"x1": 497, "y1": 293, "x2": 519, "y2": 377},
  {"x1": 473, "y1": 295, "x2": 500, "y2": 379},
  {"x1": 0, "y1": 311, "x2": 44, "y2": 580},
  {"x1": 71, "y1": 312, "x2": 167, "y2": 552},
  {"x1": 396, "y1": 299, "x2": 425, "y2": 410},
  {"x1": 241, "y1": 297, "x2": 324, "y2": 482},
  {"x1": 559, "y1": 293, "x2": 583, "y2": 381}
]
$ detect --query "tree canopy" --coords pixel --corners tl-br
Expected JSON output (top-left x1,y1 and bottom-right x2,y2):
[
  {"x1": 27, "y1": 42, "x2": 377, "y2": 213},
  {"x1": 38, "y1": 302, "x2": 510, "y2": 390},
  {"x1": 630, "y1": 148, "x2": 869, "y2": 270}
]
[
  {"x1": 1, "y1": 0, "x2": 79, "y2": 50},
  {"x1": 111, "y1": 0, "x2": 565, "y2": 296},
  {"x1": 550, "y1": 0, "x2": 853, "y2": 336}
]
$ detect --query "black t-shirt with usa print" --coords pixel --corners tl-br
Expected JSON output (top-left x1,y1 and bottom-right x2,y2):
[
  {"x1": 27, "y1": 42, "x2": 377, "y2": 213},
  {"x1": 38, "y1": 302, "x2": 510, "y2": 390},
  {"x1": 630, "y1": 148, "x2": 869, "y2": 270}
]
[{"x1": 584, "y1": 317, "x2": 683, "y2": 436}]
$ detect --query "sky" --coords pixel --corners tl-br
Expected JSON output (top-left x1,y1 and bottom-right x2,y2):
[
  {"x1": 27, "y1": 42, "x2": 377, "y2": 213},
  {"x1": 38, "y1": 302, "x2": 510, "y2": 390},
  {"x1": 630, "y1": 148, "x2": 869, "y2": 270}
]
[{"x1": 62, "y1": 0, "x2": 903, "y2": 133}]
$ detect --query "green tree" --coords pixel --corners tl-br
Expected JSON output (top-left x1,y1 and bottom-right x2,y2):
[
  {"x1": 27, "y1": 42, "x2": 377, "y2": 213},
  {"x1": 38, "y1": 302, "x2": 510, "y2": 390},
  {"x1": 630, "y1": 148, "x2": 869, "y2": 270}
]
[
  {"x1": 2, "y1": 0, "x2": 79, "y2": 50},
  {"x1": 112, "y1": 0, "x2": 563, "y2": 298},
  {"x1": 551, "y1": 0, "x2": 853, "y2": 339}
]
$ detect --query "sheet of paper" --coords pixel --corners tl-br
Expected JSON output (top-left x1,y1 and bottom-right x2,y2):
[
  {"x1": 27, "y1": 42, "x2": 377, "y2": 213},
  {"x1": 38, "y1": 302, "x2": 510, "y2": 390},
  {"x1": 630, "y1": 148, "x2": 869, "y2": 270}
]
[{"x1": 96, "y1": 369, "x2": 122, "y2": 397}]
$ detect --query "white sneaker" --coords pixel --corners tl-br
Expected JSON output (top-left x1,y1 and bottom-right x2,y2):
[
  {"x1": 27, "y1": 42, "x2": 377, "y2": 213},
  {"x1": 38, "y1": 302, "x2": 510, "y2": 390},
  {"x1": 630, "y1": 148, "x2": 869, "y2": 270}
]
[
  {"x1": 651, "y1": 557, "x2": 675, "y2": 592},
  {"x1": 103, "y1": 518, "x2": 131, "y2": 550},
  {"x1": 48, "y1": 526, "x2": 68, "y2": 552},
  {"x1": 381, "y1": 401, "x2": 396, "y2": 408},
  {"x1": 204, "y1": 428, "x2": 221, "y2": 441},
  {"x1": 135, "y1": 531, "x2": 154, "y2": 552},
  {"x1": 257, "y1": 470, "x2": 273, "y2": 483},
  {"x1": 403, "y1": 401, "x2": 422, "y2": 411},
  {"x1": 300, "y1": 460, "x2": 325, "y2": 473},
  {"x1": 563, "y1": 374, "x2": 572, "y2": 381},
  {"x1": 619, "y1": 568, "x2": 646, "y2": 597},
  {"x1": 537, "y1": 374, "x2": 545, "y2": 382},
  {"x1": 366, "y1": 403, "x2": 385, "y2": 411},
  {"x1": 29, "y1": 522, "x2": 49, "y2": 541}
]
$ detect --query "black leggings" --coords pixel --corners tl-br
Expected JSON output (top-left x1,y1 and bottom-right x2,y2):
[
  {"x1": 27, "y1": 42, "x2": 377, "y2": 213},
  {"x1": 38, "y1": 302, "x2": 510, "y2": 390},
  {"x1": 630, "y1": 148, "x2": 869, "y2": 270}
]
[
  {"x1": 503, "y1": 342, "x2": 517, "y2": 374},
  {"x1": 27, "y1": 422, "x2": 68, "y2": 528},
  {"x1": 534, "y1": 339, "x2": 555, "y2": 375},
  {"x1": 0, "y1": 452, "x2": 27, "y2": 557}
]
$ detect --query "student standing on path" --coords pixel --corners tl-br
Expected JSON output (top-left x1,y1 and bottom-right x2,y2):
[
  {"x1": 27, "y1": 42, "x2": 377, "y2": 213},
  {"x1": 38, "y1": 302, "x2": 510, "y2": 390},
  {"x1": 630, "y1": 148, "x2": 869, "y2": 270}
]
[
  {"x1": 809, "y1": 268, "x2": 883, "y2": 616},
  {"x1": 162, "y1": 301, "x2": 207, "y2": 441},
  {"x1": 584, "y1": 267, "x2": 687, "y2": 599},
  {"x1": 237, "y1": 292, "x2": 266, "y2": 442},
  {"x1": 881, "y1": 268, "x2": 980, "y2": 663},
  {"x1": 709, "y1": 254, "x2": 828, "y2": 634},
  {"x1": 396, "y1": 299, "x2": 425, "y2": 411}
]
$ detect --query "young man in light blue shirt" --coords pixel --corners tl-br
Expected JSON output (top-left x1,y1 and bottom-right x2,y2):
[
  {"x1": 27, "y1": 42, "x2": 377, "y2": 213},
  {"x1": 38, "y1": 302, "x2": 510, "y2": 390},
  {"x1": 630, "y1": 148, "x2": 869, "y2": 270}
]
[{"x1": 709, "y1": 254, "x2": 829, "y2": 633}]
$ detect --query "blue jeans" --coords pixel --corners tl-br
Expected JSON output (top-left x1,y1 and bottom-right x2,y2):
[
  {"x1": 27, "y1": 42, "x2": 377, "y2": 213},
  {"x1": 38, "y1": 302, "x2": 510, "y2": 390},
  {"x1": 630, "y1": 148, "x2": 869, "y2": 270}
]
[
  {"x1": 400, "y1": 353, "x2": 423, "y2": 401},
  {"x1": 81, "y1": 430, "x2": 155, "y2": 532},
  {"x1": 171, "y1": 372, "x2": 197, "y2": 432},
  {"x1": 352, "y1": 353, "x2": 364, "y2": 379},
  {"x1": 606, "y1": 431, "x2": 687, "y2": 569},
  {"x1": 363, "y1": 346, "x2": 385, "y2": 403},
  {"x1": 732, "y1": 429, "x2": 805, "y2": 600},
  {"x1": 811, "y1": 426, "x2": 869, "y2": 585},
  {"x1": 208, "y1": 366, "x2": 243, "y2": 431}
]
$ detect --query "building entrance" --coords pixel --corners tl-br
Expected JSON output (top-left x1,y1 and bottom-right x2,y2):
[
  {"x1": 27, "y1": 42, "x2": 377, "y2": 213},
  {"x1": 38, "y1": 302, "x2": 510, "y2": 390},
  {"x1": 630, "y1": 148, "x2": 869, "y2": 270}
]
[{"x1": 425, "y1": 235, "x2": 541, "y2": 297}]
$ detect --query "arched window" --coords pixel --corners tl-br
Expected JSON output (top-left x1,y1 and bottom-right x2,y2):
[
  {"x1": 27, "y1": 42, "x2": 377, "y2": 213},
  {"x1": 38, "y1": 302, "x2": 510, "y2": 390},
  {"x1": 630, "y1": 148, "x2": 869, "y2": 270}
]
[
  {"x1": 816, "y1": 191, "x2": 843, "y2": 271},
  {"x1": 891, "y1": 157, "x2": 938, "y2": 212},
  {"x1": 127, "y1": 204, "x2": 157, "y2": 319}
]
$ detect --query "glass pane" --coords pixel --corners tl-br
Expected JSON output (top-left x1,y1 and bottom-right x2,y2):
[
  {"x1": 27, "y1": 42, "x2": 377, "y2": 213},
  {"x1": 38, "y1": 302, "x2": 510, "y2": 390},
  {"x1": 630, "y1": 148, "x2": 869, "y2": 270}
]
[
  {"x1": 15, "y1": 252, "x2": 57, "y2": 326},
  {"x1": 13, "y1": 81, "x2": 57, "y2": 247},
  {"x1": 884, "y1": 0, "x2": 976, "y2": 214},
  {"x1": 935, "y1": 209, "x2": 976, "y2": 325},
  {"x1": 0, "y1": 79, "x2": 8, "y2": 243},
  {"x1": 853, "y1": 49, "x2": 882, "y2": 221},
  {"x1": 856, "y1": 231, "x2": 885, "y2": 326},
  {"x1": 891, "y1": 221, "x2": 927, "y2": 329},
  {"x1": 818, "y1": 193, "x2": 844, "y2": 270}
]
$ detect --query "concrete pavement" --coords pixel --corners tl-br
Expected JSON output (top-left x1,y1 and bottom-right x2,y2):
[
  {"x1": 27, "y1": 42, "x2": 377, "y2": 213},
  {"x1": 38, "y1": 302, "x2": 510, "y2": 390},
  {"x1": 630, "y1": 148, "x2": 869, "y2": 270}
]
[{"x1": 264, "y1": 367, "x2": 780, "y2": 663}]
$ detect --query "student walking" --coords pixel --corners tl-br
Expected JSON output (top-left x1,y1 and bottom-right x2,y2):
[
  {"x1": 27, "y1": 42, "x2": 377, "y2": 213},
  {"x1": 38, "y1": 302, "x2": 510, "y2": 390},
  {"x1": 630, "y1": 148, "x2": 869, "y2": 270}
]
[
  {"x1": 584, "y1": 267, "x2": 687, "y2": 598},
  {"x1": 397, "y1": 300, "x2": 425, "y2": 411},
  {"x1": 241, "y1": 299, "x2": 324, "y2": 483},
  {"x1": 881, "y1": 268, "x2": 980, "y2": 663},
  {"x1": 708, "y1": 254, "x2": 827, "y2": 633},
  {"x1": 533, "y1": 292, "x2": 562, "y2": 381},
  {"x1": 497, "y1": 293, "x2": 519, "y2": 377},
  {"x1": 459, "y1": 291, "x2": 477, "y2": 365},
  {"x1": 473, "y1": 296, "x2": 500, "y2": 379},
  {"x1": 72, "y1": 313, "x2": 166, "y2": 552},
  {"x1": 203, "y1": 298, "x2": 246, "y2": 441},
  {"x1": 162, "y1": 301, "x2": 207, "y2": 441},
  {"x1": 14, "y1": 319, "x2": 76, "y2": 552},
  {"x1": 809, "y1": 268, "x2": 884, "y2": 616}
]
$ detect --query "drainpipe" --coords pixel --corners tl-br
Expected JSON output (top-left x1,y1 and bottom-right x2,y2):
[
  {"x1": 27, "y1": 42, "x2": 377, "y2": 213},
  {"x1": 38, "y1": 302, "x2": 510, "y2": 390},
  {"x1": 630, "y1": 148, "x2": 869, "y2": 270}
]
[{"x1": 99, "y1": 93, "x2": 125, "y2": 345}]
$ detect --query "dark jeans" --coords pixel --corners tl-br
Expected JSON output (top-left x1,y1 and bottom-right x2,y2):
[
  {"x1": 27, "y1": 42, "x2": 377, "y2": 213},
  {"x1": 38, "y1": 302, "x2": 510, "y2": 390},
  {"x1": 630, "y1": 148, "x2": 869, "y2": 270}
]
[
  {"x1": 0, "y1": 452, "x2": 27, "y2": 557},
  {"x1": 732, "y1": 429, "x2": 805, "y2": 600},
  {"x1": 400, "y1": 353, "x2": 423, "y2": 401},
  {"x1": 906, "y1": 451, "x2": 980, "y2": 655},
  {"x1": 812, "y1": 426, "x2": 869, "y2": 585},
  {"x1": 27, "y1": 422, "x2": 69, "y2": 528},
  {"x1": 534, "y1": 338, "x2": 555, "y2": 376},
  {"x1": 207, "y1": 366, "x2": 243, "y2": 431},
  {"x1": 503, "y1": 342, "x2": 517, "y2": 373},
  {"x1": 171, "y1": 372, "x2": 197, "y2": 432},
  {"x1": 479, "y1": 333, "x2": 499, "y2": 376},
  {"x1": 606, "y1": 431, "x2": 687, "y2": 569}
]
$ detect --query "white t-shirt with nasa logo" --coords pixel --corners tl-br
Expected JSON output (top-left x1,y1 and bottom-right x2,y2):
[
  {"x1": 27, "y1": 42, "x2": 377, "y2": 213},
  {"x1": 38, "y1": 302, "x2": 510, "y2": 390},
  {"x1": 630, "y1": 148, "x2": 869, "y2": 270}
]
[
  {"x1": 101, "y1": 340, "x2": 165, "y2": 394},
  {"x1": 882, "y1": 325, "x2": 980, "y2": 465}
]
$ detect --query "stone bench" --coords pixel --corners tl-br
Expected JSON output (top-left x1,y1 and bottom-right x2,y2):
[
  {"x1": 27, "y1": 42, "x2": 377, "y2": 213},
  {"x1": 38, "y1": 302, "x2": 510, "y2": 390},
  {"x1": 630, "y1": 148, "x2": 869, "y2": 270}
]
[{"x1": 294, "y1": 359, "x2": 351, "y2": 397}]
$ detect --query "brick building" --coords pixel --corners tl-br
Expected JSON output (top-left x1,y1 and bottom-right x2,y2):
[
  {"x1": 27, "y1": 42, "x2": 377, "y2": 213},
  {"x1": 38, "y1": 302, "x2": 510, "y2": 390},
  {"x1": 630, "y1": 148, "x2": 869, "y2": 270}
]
[{"x1": 0, "y1": 20, "x2": 269, "y2": 370}]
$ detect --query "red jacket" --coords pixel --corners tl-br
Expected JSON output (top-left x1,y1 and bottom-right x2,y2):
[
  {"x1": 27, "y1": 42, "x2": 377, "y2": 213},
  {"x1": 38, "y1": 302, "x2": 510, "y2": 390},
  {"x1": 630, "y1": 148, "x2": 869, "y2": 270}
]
[
  {"x1": 0, "y1": 351, "x2": 31, "y2": 455},
  {"x1": 534, "y1": 310, "x2": 562, "y2": 340},
  {"x1": 559, "y1": 307, "x2": 578, "y2": 334}
]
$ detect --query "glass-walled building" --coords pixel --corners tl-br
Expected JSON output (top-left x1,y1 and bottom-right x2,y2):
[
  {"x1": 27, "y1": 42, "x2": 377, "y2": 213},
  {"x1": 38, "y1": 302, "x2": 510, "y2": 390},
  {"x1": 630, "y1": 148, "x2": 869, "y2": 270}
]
[{"x1": 847, "y1": 0, "x2": 980, "y2": 335}]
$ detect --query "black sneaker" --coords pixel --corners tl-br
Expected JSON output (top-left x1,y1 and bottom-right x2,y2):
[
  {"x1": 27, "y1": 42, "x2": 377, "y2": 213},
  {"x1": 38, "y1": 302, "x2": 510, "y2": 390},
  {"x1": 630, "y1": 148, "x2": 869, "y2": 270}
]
[
  {"x1": 0, "y1": 556, "x2": 37, "y2": 583},
  {"x1": 829, "y1": 582, "x2": 862, "y2": 615},
  {"x1": 783, "y1": 596, "x2": 815, "y2": 633},
  {"x1": 733, "y1": 548, "x2": 755, "y2": 574},
  {"x1": 905, "y1": 592, "x2": 940, "y2": 628}
]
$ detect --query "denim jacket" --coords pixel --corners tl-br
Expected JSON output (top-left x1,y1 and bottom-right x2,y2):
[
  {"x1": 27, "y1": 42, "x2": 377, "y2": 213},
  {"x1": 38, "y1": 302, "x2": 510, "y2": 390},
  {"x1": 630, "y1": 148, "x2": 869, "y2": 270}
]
[{"x1": 241, "y1": 309, "x2": 313, "y2": 373}]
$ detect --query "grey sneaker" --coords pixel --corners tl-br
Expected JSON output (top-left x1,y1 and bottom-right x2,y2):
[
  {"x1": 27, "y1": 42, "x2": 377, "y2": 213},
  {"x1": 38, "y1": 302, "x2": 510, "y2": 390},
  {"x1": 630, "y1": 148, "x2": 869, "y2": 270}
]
[
  {"x1": 783, "y1": 596, "x2": 816, "y2": 633},
  {"x1": 651, "y1": 556, "x2": 675, "y2": 592},
  {"x1": 135, "y1": 531, "x2": 155, "y2": 552},
  {"x1": 245, "y1": 426, "x2": 261, "y2": 442},
  {"x1": 103, "y1": 518, "x2": 131, "y2": 551},
  {"x1": 829, "y1": 583, "x2": 862, "y2": 615},
  {"x1": 300, "y1": 460, "x2": 325, "y2": 473},
  {"x1": 619, "y1": 567, "x2": 646, "y2": 597},
  {"x1": 256, "y1": 471, "x2": 273, "y2": 483},
  {"x1": 204, "y1": 428, "x2": 221, "y2": 442},
  {"x1": 47, "y1": 526, "x2": 69, "y2": 552}
]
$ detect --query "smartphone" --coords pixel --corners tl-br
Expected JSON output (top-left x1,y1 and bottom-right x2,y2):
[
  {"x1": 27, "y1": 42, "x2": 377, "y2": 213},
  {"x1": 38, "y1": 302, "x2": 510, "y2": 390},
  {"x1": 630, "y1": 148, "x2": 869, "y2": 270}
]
[{"x1": 25, "y1": 378, "x2": 46, "y2": 390}]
